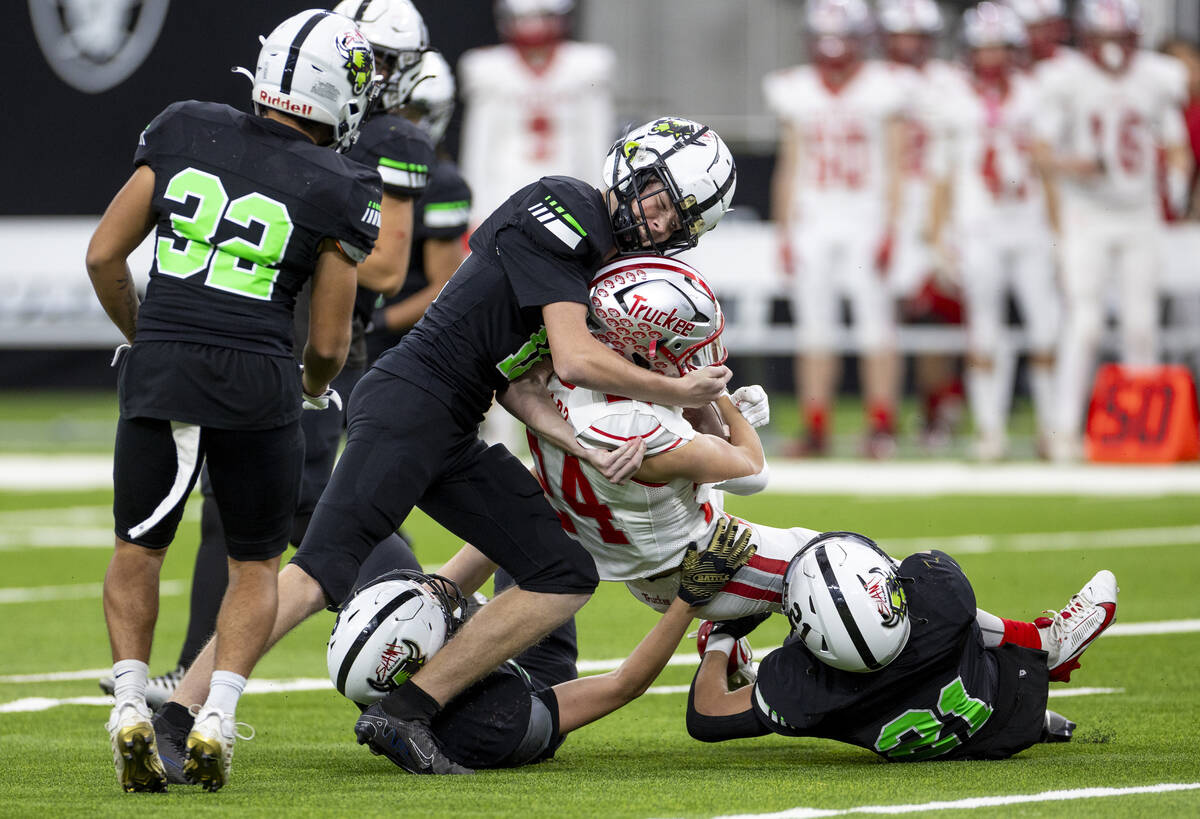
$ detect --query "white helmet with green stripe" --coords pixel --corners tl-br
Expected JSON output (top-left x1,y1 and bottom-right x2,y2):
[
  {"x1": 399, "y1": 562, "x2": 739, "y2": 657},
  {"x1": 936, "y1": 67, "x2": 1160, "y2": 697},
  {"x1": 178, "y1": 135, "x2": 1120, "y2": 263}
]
[{"x1": 603, "y1": 117, "x2": 737, "y2": 256}]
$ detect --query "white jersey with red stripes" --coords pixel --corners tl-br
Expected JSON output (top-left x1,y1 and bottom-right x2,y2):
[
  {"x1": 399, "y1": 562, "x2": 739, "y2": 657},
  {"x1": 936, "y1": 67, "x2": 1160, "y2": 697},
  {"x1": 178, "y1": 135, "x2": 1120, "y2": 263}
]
[
  {"x1": 1036, "y1": 48, "x2": 1188, "y2": 213},
  {"x1": 528, "y1": 376, "x2": 821, "y2": 618},
  {"x1": 763, "y1": 60, "x2": 912, "y2": 229}
]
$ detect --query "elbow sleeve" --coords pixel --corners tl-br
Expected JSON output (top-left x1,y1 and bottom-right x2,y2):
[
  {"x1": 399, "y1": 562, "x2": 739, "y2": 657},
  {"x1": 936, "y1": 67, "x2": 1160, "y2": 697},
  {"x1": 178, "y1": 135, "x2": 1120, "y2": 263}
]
[
  {"x1": 685, "y1": 680, "x2": 771, "y2": 743},
  {"x1": 713, "y1": 463, "x2": 770, "y2": 496}
]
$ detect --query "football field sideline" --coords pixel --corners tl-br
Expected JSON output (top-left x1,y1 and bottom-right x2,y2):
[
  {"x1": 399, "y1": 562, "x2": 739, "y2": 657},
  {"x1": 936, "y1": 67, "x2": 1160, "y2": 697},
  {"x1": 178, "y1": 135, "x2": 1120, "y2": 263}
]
[{"x1": 5, "y1": 454, "x2": 1200, "y2": 495}]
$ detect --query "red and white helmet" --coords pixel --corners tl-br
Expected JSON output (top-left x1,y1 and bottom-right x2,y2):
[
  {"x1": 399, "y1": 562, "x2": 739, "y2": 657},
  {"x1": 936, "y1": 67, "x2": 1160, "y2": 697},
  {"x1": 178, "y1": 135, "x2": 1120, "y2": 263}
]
[
  {"x1": 1006, "y1": 0, "x2": 1066, "y2": 61},
  {"x1": 963, "y1": 3, "x2": 1026, "y2": 81},
  {"x1": 1005, "y1": 0, "x2": 1064, "y2": 25},
  {"x1": 879, "y1": 0, "x2": 943, "y2": 66},
  {"x1": 250, "y1": 10, "x2": 381, "y2": 153},
  {"x1": 588, "y1": 255, "x2": 726, "y2": 377},
  {"x1": 806, "y1": 0, "x2": 874, "y2": 72},
  {"x1": 1076, "y1": 0, "x2": 1140, "y2": 72}
]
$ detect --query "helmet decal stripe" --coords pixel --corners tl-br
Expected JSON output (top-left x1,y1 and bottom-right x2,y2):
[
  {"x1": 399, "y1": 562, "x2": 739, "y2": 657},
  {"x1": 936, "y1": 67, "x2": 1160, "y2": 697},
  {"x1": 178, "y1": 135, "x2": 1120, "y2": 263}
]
[
  {"x1": 815, "y1": 543, "x2": 882, "y2": 671},
  {"x1": 334, "y1": 588, "x2": 423, "y2": 696},
  {"x1": 353, "y1": 0, "x2": 373, "y2": 20},
  {"x1": 280, "y1": 11, "x2": 332, "y2": 95}
]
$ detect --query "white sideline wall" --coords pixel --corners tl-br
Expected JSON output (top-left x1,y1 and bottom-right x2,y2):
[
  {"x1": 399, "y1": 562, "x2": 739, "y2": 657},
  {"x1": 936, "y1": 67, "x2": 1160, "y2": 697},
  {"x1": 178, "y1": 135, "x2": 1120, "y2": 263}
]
[{"x1": 1, "y1": 216, "x2": 1198, "y2": 353}]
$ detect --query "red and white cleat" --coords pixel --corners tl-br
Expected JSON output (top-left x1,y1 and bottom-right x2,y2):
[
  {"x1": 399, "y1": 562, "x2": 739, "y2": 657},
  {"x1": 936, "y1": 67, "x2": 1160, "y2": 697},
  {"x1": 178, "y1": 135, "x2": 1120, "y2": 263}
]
[{"x1": 1035, "y1": 570, "x2": 1118, "y2": 682}]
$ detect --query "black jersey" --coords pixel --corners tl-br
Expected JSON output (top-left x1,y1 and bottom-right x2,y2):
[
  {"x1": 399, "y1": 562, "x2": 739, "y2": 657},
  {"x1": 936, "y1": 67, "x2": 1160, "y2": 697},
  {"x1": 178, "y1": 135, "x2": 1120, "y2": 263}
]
[
  {"x1": 373, "y1": 175, "x2": 615, "y2": 424},
  {"x1": 132, "y1": 101, "x2": 381, "y2": 358},
  {"x1": 752, "y1": 551, "x2": 1045, "y2": 762},
  {"x1": 344, "y1": 114, "x2": 437, "y2": 364},
  {"x1": 432, "y1": 661, "x2": 565, "y2": 769}
]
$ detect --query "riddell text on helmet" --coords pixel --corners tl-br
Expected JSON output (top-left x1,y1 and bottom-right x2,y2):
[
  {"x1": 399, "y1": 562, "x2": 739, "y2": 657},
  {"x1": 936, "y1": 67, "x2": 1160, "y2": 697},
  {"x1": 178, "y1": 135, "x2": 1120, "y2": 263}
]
[{"x1": 259, "y1": 90, "x2": 313, "y2": 116}]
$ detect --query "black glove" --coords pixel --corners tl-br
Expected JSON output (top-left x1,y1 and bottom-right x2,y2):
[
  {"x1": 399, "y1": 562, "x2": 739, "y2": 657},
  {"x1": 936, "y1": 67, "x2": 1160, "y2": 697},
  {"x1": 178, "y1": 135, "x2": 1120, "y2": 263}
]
[
  {"x1": 708, "y1": 611, "x2": 770, "y2": 642},
  {"x1": 678, "y1": 518, "x2": 756, "y2": 606}
]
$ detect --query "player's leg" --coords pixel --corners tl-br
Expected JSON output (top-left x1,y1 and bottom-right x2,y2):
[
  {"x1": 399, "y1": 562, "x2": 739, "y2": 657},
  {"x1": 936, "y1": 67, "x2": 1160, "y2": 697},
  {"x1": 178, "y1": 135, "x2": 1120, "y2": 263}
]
[
  {"x1": 793, "y1": 228, "x2": 838, "y2": 455},
  {"x1": 1012, "y1": 239, "x2": 1061, "y2": 453},
  {"x1": 1053, "y1": 224, "x2": 1107, "y2": 459},
  {"x1": 1116, "y1": 223, "x2": 1160, "y2": 366},
  {"x1": 961, "y1": 235, "x2": 1008, "y2": 459},
  {"x1": 182, "y1": 422, "x2": 301, "y2": 791},
  {"x1": 493, "y1": 567, "x2": 579, "y2": 688},
  {"x1": 107, "y1": 415, "x2": 204, "y2": 792},
  {"x1": 848, "y1": 239, "x2": 899, "y2": 457}
]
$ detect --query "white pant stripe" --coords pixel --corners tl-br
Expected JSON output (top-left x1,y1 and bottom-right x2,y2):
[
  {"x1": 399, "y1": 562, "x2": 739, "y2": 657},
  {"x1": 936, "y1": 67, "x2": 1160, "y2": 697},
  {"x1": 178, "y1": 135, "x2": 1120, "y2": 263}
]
[{"x1": 127, "y1": 422, "x2": 200, "y2": 540}]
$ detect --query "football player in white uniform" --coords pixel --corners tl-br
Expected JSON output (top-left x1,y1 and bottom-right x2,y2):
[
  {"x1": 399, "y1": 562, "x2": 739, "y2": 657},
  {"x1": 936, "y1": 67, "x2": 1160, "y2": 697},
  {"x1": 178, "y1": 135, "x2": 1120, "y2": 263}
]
[
  {"x1": 932, "y1": 2, "x2": 1060, "y2": 460},
  {"x1": 458, "y1": 0, "x2": 615, "y2": 225},
  {"x1": 441, "y1": 256, "x2": 819, "y2": 625},
  {"x1": 1035, "y1": 0, "x2": 1191, "y2": 459},
  {"x1": 765, "y1": 0, "x2": 908, "y2": 457},
  {"x1": 879, "y1": 0, "x2": 967, "y2": 451}
]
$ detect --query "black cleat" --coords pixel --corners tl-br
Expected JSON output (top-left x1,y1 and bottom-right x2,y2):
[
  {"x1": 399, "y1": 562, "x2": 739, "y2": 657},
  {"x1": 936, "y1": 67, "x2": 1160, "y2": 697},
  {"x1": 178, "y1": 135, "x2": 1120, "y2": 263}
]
[
  {"x1": 152, "y1": 708, "x2": 192, "y2": 785},
  {"x1": 1040, "y1": 710, "x2": 1077, "y2": 743},
  {"x1": 354, "y1": 703, "x2": 473, "y2": 775}
]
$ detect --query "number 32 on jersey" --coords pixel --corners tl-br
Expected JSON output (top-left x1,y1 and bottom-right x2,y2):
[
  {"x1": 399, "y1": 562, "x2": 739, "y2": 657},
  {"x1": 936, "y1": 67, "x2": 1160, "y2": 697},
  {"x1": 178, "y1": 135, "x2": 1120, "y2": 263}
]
[{"x1": 155, "y1": 167, "x2": 294, "y2": 301}]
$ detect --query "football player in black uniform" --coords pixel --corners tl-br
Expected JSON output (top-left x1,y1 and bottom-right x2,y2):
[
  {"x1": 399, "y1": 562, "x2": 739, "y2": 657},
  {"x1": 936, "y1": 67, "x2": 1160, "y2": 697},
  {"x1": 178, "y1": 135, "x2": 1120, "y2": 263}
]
[
  {"x1": 685, "y1": 533, "x2": 1119, "y2": 762},
  {"x1": 103, "y1": 0, "x2": 439, "y2": 718},
  {"x1": 166, "y1": 115, "x2": 738, "y2": 777},
  {"x1": 86, "y1": 10, "x2": 382, "y2": 793}
]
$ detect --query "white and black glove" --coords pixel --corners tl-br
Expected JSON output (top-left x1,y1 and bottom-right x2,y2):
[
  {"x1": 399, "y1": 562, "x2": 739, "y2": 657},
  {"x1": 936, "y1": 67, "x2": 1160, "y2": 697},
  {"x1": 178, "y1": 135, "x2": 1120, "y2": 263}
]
[
  {"x1": 730, "y1": 385, "x2": 769, "y2": 428},
  {"x1": 302, "y1": 387, "x2": 343, "y2": 412}
]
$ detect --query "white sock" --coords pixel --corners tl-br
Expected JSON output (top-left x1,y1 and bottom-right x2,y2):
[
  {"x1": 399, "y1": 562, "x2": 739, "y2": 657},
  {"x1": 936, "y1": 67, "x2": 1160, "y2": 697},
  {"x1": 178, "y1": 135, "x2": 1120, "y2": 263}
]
[
  {"x1": 967, "y1": 365, "x2": 1002, "y2": 439},
  {"x1": 974, "y1": 609, "x2": 1005, "y2": 648},
  {"x1": 204, "y1": 670, "x2": 247, "y2": 718},
  {"x1": 112, "y1": 659, "x2": 149, "y2": 706}
]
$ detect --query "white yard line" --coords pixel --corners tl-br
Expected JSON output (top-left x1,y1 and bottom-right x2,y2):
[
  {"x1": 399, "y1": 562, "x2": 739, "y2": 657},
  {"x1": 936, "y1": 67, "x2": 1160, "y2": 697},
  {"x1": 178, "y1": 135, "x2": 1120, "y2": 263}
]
[
  {"x1": 879, "y1": 525, "x2": 1200, "y2": 554},
  {"x1": 0, "y1": 579, "x2": 185, "y2": 604},
  {"x1": 699, "y1": 783, "x2": 1200, "y2": 819},
  {"x1": 6, "y1": 455, "x2": 1200, "y2": 495}
]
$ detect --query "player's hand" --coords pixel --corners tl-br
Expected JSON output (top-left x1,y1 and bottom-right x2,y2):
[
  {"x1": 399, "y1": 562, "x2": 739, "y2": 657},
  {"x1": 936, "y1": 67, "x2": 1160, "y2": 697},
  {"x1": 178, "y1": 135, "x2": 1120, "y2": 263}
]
[
  {"x1": 676, "y1": 365, "x2": 732, "y2": 408},
  {"x1": 678, "y1": 518, "x2": 756, "y2": 606},
  {"x1": 582, "y1": 437, "x2": 645, "y2": 485},
  {"x1": 730, "y1": 385, "x2": 769, "y2": 428},
  {"x1": 696, "y1": 615, "x2": 767, "y2": 685},
  {"x1": 699, "y1": 612, "x2": 770, "y2": 647},
  {"x1": 302, "y1": 387, "x2": 343, "y2": 411}
]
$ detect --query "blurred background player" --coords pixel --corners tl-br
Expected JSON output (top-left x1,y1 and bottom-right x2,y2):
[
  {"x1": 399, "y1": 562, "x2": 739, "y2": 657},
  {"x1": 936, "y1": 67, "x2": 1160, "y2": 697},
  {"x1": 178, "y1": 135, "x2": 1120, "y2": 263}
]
[
  {"x1": 1035, "y1": 0, "x2": 1191, "y2": 460},
  {"x1": 99, "y1": 0, "x2": 434, "y2": 720},
  {"x1": 458, "y1": 0, "x2": 615, "y2": 225},
  {"x1": 458, "y1": 0, "x2": 616, "y2": 451},
  {"x1": 765, "y1": 0, "x2": 907, "y2": 457},
  {"x1": 367, "y1": 49, "x2": 471, "y2": 361},
  {"x1": 932, "y1": 2, "x2": 1060, "y2": 460},
  {"x1": 88, "y1": 8, "x2": 381, "y2": 791},
  {"x1": 879, "y1": 0, "x2": 967, "y2": 452}
]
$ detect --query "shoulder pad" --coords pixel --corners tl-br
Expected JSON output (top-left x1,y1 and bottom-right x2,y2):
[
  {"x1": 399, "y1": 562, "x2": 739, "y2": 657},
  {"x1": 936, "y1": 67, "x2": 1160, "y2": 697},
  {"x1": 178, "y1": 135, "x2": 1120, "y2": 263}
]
[
  {"x1": 576, "y1": 397, "x2": 694, "y2": 456},
  {"x1": 514, "y1": 176, "x2": 609, "y2": 258},
  {"x1": 351, "y1": 115, "x2": 436, "y2": 197}
]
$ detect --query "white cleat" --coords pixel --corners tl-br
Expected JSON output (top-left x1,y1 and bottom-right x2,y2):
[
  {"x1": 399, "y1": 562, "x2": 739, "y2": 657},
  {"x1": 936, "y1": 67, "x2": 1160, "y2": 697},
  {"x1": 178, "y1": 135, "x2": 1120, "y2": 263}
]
[
  {"x1": 1036, "y1": 570, "x2": 1118, "y2": 682},
  {"x1": 107, "y1": 699, "x2": 167, "y2": 793},
  {"x1": 184, "y1": 706, "x2": 253, "y2": 792}
]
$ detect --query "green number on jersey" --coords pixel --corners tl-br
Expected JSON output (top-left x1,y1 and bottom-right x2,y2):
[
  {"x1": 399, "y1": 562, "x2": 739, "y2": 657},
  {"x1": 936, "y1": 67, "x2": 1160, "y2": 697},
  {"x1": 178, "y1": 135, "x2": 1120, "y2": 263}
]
[
  {"x1": 874, "y1": 677, "x2": 993, "y2": 761},
  {"x1": 154, "y1": 167, "x2": 295, "y2": 300}
]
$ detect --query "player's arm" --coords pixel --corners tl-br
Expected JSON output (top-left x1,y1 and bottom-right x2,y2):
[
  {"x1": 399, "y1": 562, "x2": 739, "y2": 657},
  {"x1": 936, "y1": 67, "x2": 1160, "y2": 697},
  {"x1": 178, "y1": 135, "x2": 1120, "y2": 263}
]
[
  {"x1": 634, "y1": 394, "x2": 764, "y2": 486},
  {"x1": 437, "y1": 543, "x2": 499, "y2": 597},
  {"x1": 684, "y1": 650, "x2": 762, "y2": 745},
  {"x1": 771, "y1": 121, "x2": 801, "y2": 232},
  {"x1": 379, "y1": 235, "x2": 464, "y2": 331},
  {"x1": 301, "y1": 241, "x2": 358, "y2": 397},
  {"x1": 552, "y1": 597, "x2": 697, "y2": 734},
  {"x1": 353, "y1": 191, "x2": 413, "y2": 297},
  {"x1": 85, "y1": 165, "x2": 157, "y2": 343},
  {"x1": 497, "y1": 358, "x2": 645, "y2": 484},
  {"x1": 542, "y1": 301, "x2": 731, "y2": 408}
]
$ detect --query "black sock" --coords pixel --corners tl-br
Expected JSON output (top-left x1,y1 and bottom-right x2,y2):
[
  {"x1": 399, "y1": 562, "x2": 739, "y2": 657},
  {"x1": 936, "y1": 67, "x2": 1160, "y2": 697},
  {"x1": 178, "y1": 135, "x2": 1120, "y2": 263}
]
[
  {"x1": 177, "y1": 493, "x2": 229, "y2": 669},
  {"x1": 380, "y1": 682, "x2": 440, "y2": 722},
  {"x1": 157, "y1": 701, "x2": 195, "y2": 733}
]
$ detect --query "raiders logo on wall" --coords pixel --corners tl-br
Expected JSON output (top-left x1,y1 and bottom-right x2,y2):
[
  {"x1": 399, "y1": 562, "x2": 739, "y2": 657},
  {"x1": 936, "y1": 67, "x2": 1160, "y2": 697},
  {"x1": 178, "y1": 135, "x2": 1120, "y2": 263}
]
[{"x1": 29, "y1": 0, "x2": 170, "y2": 94}]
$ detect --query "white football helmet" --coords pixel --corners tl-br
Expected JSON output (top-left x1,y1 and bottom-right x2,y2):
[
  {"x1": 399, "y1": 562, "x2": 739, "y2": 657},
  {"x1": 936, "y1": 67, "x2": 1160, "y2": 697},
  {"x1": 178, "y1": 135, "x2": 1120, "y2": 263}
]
[
  {"x1": 588, "y1": 255, "x2": 726, "y2": 377},
  {"x1": 250, "y1": 9, "x2": 381, "y2": 152},
  {"x1": 963, "y1": 2, "x2": 1027, "y2": 49},
  {"x1": 878, "y1": 0, "x2": 943, "y2": 34},
  {"x1": 404, "y1": 50, "x2": 455, "y2": 144},
  {"x1": 326, "y1": 570, "x2": 466, "y2": 706},
  {"x1": 1004, "y1": 0, "x2": 1064, "y2": 24},
  {"x1": 782, "y1": 532, "x2": 910, "y2": 673},
  {"x1": 333, "y1": 0, "x2": 429, "y2": 113},
  {"x1": 1076, "y1": 0, "x2": 1141, "y2": 36},
  {"x1": 603, "y1": 117, "x2": 736, "y2": 256}
]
